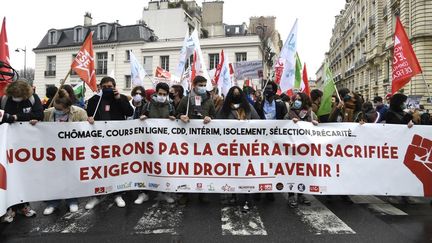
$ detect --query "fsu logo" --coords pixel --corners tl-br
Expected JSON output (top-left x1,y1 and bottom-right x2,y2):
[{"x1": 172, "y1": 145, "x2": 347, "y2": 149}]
[{"x1": 0, "y1": 163, "x2": 6, "y2": 190}]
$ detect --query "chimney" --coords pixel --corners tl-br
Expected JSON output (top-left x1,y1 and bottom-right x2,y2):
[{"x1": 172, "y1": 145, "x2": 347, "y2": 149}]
[{"x1": 84, "y1": 12, "x2": 93, "y2": 26}]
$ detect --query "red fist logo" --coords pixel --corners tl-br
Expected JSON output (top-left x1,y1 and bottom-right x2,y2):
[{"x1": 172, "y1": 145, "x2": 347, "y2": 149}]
[
  {"x1": 404, "y1": 135, "x2": 432, "y2": 196},
  {"x1": 0, "y1": 163, "x2": 6, "y2": 190}
]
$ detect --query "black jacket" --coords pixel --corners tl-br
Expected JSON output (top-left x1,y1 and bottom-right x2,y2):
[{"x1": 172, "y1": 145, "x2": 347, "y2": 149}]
[
  {"x1": 86, "y1": 94, "x2": 134, "y2": 121},
  {"x1": 254, "y1": 98, "x2": 287, "y2": 120},
  {"x1": 0, "y1": 94, "x2": 44, "y2": 123}
]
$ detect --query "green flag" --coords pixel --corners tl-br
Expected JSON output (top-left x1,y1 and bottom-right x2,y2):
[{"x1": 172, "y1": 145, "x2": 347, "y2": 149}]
[
  {"x1": 294, "y1": 53, "x2": 302, "y2": 89},
  {"x1": 317, "y1": 64, "x2": 336, "y2": 116},
  {"x1": 73, "y1": 82, "x2": 84, "y2": 99}
]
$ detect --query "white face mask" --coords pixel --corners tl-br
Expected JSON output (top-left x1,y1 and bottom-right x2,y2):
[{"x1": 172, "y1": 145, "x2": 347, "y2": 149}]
[
  {"x1": 133, "y1": 94, "x2": 143, "y2": 103},
  {"x1": 232, "y1": 104, "x2": 240, "y2": 109},
  {"x1": 12, "y1": 97, "x2": 23, "y2": 102},
  {"x1": 156, "y1": 95, "x2": 167, "y2": 103}
]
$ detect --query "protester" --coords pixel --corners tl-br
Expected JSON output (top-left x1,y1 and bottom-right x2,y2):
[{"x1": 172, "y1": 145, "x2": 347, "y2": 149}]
[
  {"x1": 279, "y1": 93, "x2": 291, "y2": 114},
  {"x1": 385, "y1": 93, "x2": 414, "y2": 128},
  {"x1": 216, "y1": 86, "x2": 259, "y2": 211},
  {"x1": 43, "y1": 85, "x2": 58, "y2": 110},
  {"x1": 135, "y1": 82, "x2": 176, "y2": 204},
  {"x1": 355, "y1": 101, "x2": 380, "y2": 123},
  {"x1": 131, "y1": 86, "x2": 146, "y2": 119},
  {"x1": 145, "y1": 89, "x2": 156, "y2": 103},
  {"x1": 210, "y1": 87, "x2": 224, "y2": 113},
  {"x1": 0, "y1": 79, "x2": 43, "y2": 223},
  {"x1": 169, "y1": 84, "x2": 184, "y2": 110},
  {"x1": 29, "y1": 89, "x2": 91, "y2": 215},
  {"x1": 284, "y1": 92, "x2": 317, "y2": 207},
  {"x1": 85, "y1": 77, "x2": 134, "y2": 209},
  {"x1": 63, "y1": 84, "x2": 85, "y2": 108},
  {"x1": 373, "y1": 96, "x2": 388, "y2": 123},
  {"x1": 253, "y1": 81, "x2": 287, "y2": 202},
  {"x1": 310, "y1": 89, "x2": 323, "y2": 114},
  {"x1": 176, "y1": 75, "x2": 216, "y2": 204}
]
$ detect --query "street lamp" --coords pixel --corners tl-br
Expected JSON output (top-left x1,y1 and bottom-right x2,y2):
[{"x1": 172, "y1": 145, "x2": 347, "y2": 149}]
[{"x1": 15, "y1": 46, "x2": 26, "y2": 79}]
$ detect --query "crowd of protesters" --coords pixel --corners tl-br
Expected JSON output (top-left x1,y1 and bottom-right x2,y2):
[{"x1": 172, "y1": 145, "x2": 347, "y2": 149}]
[{"x1": 0, "y1": 75, "x2": 430, "y2": 223}]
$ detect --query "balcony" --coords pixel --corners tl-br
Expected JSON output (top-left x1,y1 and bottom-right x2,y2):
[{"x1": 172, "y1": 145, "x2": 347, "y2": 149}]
[
  {"x1": 369, "y1": 16, "x2": 376, "y2": 29},
  {"x1": 344, "y1": 68, "x2": 354, "y2": 78},
  {"x1": 44, "y1": 70, "x2": 56, "y2": 77},
  {"x1": 344, "y1": 43, "x2": 355, "y2": 55},
  {"x1": 383, "y1": 78, "x2": 389, "y2": 83},
  {"x1": 383, "y1": 6, "x2": 388, "y2": 18},
  {"x1": 354, "y1": 56, "x2": 367, "y2": 69}
]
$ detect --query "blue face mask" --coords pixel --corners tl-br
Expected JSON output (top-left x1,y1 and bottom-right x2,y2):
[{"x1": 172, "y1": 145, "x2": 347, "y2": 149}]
[
  {"x1": 293, "y1": 100, "x2": 302, "y2": 110},
  {"x1": 196, "y1": 86, "x2": 207, "y2": 95},
  {"x1": 54, "y1": 109, "x2": 66, "y2": 116}
]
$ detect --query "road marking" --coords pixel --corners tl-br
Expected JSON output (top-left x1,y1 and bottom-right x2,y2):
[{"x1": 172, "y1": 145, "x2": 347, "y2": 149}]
[
  {"x1": 349, "y1": 195, "x2": 408, "y2": 216},
  {"x1": 133, "y1": 202, "x2": 183, "y2": 235},
  {"x1": 221, "y1": 206, "x2": 267, "y2": 235},
  {"x1": 295, "y1": 195, "x2": 356, "y2": 235}
]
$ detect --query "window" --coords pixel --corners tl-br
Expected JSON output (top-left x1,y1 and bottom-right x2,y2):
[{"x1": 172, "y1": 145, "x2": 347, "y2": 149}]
[
  {"x1": 125, "y1": 75, "x2": 131, "y2": 89},
  {"x1": 235, "y1": 27, "x2": 240, "y2": 34},
  {"x1": 143, "y1": 56, "x2": 153, "y2": 75},
  {"x1": 71, "y1": 54, "x2": 77, "y2": 75},
  {"x1": 125, "y1": 50, "x2": 131, "y2": 62},
  {"x1": 45, "y1": 56, "x2": 56, "y2": 76},
  {"x1": 235, "y1": 52, "x2": 247, "y2": 62},
  {"x1": 160, "y1": 56, "x2": 169, "y2": 71},
  {"x1": 74, "y1": 28, "x2": 83, "y2": 42},
  {"x1": 48, "y1": 31, "x2": 57, "y2": 45},
  {"x1": 96, "y1": 52, "x2": 108, "y2": 75},
  {"x1": 209, "y1": 54, "x2": 219, "y2": 70},
  {"x1": 98, "y1": 25, "x2": 108, "y2": 40}
]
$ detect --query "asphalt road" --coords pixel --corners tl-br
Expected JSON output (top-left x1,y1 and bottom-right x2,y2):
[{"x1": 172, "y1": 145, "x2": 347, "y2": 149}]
[{"x1": 1, "y1": 192, "x2": 431, "y2": 243}]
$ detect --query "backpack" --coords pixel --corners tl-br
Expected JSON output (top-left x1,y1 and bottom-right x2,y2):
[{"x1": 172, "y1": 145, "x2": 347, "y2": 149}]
[{"x1": 1, "y1": 95, "x2": 35, "y2": 110}]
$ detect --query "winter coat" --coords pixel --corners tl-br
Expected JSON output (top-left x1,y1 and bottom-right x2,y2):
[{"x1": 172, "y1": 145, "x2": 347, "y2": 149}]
[
  {"x1": 141, "y1": 96, "x2": 175, "y2": 119},
  {"x1": 86, "y1": 94, "x2": 134, "y2": 121},
  {"x1": 44, "y1": 105, "x2": 88, "y2": 122},
  {"x1": 0, "y1": 94, "x2": 44, "y2": 123},
  {"x1": 216, "y1": 103, "x2": 260, "y2": 120},
  {"x1": 176, "y1": 91, "x2": 216, "y2": 119}
]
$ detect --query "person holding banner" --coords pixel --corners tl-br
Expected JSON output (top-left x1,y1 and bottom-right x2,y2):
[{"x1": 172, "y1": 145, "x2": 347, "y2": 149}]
[
  {"x1": 169, "y1": 85, "x2": 184, "y2": 110},
  {"x1": 253, "y1": 81, "x2": 287, "y2": 202},
  {"x1": 216, "y1": 86, "x2": 260, "y2": 211},
  {"x1": 131, "y1": 86, "x2": 147, "y2": 119},
  {"x1": 136, "y1": 82, "x2": 176, "y2": 204},
  {"x1": 176, "y1": 75, "x2": 216, "y2": 204},
  {"x1": 385, "y1": 93, "x2": 414, "y2": 128},
  {"x1": 85, "y1": 77, "x2": 134, "y2": 209},
  {"x1": 28, "y1": 89, "x2": 90, "y2": 215},
  {"x1": 284, "y1": 92, "x2": 318, "y2": 208},
  {"x1": 355, "y1": 102, "x2": 380, "y2": 124},
  {"x1": 0, "y1": 79, "x2": 43, "y2": 223}
]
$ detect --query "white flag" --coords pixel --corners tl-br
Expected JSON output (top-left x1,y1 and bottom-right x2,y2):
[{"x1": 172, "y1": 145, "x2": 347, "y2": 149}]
[
  {"x1": 189, "y1": 29, "x2": 212, "y2": 90},
  {"x1": 175, "y1": 29, "x2": 195, "y2": 78},
  {"x1": 217, "y1": 50, "x2": 232, "y2": 96},
  {"x1": 130, "y1": 50, "x2": 147, "y2": 87},
  {"x1": 279, "y1": 19, "x2": 298, "y2": 93}
]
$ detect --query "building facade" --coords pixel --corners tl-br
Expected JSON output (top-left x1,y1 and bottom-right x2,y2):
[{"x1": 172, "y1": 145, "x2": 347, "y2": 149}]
[
  {"x1": 33, "y1": 11, "x2": 262, "y2": 98},
  {"x1": 322, "y1": 0, "x2": 432, "y2": 106}
]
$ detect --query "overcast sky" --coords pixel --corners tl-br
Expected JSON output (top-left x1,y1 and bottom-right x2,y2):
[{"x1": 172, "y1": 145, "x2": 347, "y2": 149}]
[{"x1": 1, "y1": 0, "x2": 345, "y2": 78}]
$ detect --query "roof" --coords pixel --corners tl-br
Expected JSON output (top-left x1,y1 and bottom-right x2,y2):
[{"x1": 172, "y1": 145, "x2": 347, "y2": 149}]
[{"x1": 34, "y1": 22, "x2": 158, "y2": 51}]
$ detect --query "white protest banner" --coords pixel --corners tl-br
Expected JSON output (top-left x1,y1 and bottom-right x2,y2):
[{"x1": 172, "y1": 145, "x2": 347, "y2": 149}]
[
  {"x1": 1, "y1": 119, "x2": 432, "y2": 216},
  {"x1": 233, "y1": 60, "x2": 263, "y2": 80}
]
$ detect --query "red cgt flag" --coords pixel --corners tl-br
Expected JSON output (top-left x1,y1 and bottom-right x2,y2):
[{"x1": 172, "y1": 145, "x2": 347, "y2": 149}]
[
  {"x1": 155, "y1": 66, "x2": 171, "y2": 79},
  {"x1": 0, "y1": 17, "x2": 11, "y2": 96},
  {"x1": 392, "y1": 17, "x2": 422, "y2": 94},
  {"x1": 71, "y1": 32, "x2": 97, "y2": 92},
  {"x1": 213, "y1": 49, "x2": 224, "y2": 85}
]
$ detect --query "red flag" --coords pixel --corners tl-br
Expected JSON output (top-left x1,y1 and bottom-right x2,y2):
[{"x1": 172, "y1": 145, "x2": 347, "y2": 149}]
[
  {"x1": 392, "y1": 17, "x2": 422, "y2": 94},
  {"x1": 274, "y1": 59, "x2": 284, "y2": 84},
  {"x1": 71, "y1": 32, "x2": 97, "y2": 92},
  {"x1": 191, "y1": 51, "x2": 197, "y2": 82},
  {"x1": 213, "y1": 50, "x2": 224, "y2": 85},
  {"x1": 155, "y1": 66, "x2": 171, "y2": 79},
  {"x1": 302, "y1": 63, "x2": 311, "y2": 96},
  {"x1": 0, "y1": 17, "x2": 11, "y2": 96}
]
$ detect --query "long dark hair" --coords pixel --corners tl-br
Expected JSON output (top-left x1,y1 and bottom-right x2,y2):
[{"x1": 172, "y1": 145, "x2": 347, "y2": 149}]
[
  {"x1": 220, "y1": 86, "x2": 251, "y2": 116},
  {"x1": 293, "y1": 92, "x2": 312, "y2": 110}
]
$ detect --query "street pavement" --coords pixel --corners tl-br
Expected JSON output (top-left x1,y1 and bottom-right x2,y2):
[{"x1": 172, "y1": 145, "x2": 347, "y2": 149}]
[{"x1": 0, "y1": 192, "x2": 431, "y2": 243}]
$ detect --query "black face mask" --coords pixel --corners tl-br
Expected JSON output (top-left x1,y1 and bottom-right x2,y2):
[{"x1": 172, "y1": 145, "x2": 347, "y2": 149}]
[
  {"x1": 264, "y1": 89, "x2": 274, "y2": 98},
  {"x1": 169, "y1": 93, "x2": 175, "y2": 100},
  {"x1": 102, "y1": 88, "x2": 114, "y2": 100},
  {"x1": 344, "y1": 94, "x2": 352, "y2": 101},
  {"x1": 232, "y1": 95, "x2": 242, "y2": 104}
]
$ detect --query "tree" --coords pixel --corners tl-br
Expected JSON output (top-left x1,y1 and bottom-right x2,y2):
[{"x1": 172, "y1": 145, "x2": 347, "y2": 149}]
[{"x1": 17, "y1": 68, "x2": 35, "y2": 85}]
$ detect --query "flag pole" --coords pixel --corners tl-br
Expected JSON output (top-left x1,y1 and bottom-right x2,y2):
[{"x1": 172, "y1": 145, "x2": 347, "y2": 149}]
[
  {"x1": 185, "y1": 58, "x2": 192, "y2": 116},
  {"x1": 92, "y1": 94, "x2": 103, "y2": 118},
  {"x1": 48, "y1": 69, "x2": 72, "y2": 108},
  {"x1": 420, "y1": 73, "x2": 432, "y2": 102}
]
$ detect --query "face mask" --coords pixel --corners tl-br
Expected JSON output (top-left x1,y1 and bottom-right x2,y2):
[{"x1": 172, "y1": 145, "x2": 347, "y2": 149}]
[
  {"x1": 54, "y1": 109, "x2": 66, "y2": 116},
  {"x1": 401, "y1": 103, "x2": 407, "y2": 110},
  {"x1": 264, "y1": 89, "x2": 274, "y2": 98},
  {"x1": 196, "y1": 86, "x2": 207, "y2": 95},
  {"x1": 156, "y1": 95, "x2": 167, "y2": 103},
  {"x1": 344, "y1": 94, "x2": 352, "y2": 101},
  {"x1": 169, "y1": 93, "x2": 175, "y2": 100},
  {"x1": 293, "y1": 100, "x2": 302, "y2": 109},
  {"x1": 232, "y1": 104, "x2": 240, "y2": 109},
  {"x1": 232, "y1": 95, "x2": 242, "y2": 104},
  {"x1": 102, "y1": 88, "x2": 114, "y2": 99},
  {"x1": 12, "y1": 97, "x2": 23, "y2": 102},
  {"x1": 133, "y1": 94, "x2": 143, "y2": 103}
]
